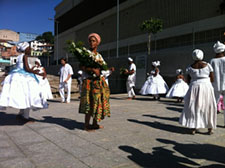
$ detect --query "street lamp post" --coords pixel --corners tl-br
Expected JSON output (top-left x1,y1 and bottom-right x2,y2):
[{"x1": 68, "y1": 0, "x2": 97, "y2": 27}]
[
  {"x1": 116, "y1": 0, "x2": 119, "y2": 58},
  {"x1": 48, "y1": 18, "x2": 59, "y2": 65}
]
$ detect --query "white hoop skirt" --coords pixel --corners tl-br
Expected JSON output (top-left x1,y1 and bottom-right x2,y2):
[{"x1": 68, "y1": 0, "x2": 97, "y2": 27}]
[
  {"x1": 0, "y1": 72, "x2": 47, "y2": 109},
  {"x1": 140, "y1": 75, "x2": 168, "y2": 95},
  {"x1": 166, "y1": 79, "x2": 189, "y2": 98}
]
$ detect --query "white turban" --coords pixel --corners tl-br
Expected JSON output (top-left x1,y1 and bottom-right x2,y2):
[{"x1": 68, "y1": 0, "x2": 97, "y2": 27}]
[
  {"x1": 78, "y1": 70, "x2": 83, "y2": 75},
  {"x1": 213, "y1": 41, "x2": 225, "y2": 54},
  {"x1": 152, "y1": 61, "x2": 160, "y2": 67},
  {"x1": 176, "y1": 69, "x2": 183, "y2": 75},
  {"x1": 35, "y1": 58, "x2": 41, "y2": 65},
  {"x1": 192, "y1": 49, "x2": 204, "y2": 61},
  {"x1": 128, "y1": 57, "x2": 133, "y2": 62},
  {"x1": 17, "y1": 42, "x2": 29, "y2": 52}
]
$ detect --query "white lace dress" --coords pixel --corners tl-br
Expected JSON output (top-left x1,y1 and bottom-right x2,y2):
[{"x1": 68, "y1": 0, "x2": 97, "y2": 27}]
[{"x1": 179, "y1": 63, "x2": 217, "y2": 129}]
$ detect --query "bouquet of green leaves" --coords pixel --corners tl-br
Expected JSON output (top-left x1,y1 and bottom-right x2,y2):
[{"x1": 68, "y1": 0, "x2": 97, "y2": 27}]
[
  {"x1": 66, "y1": 40, "x2": 108, "y2": 70},
  {"x1": 120, "y1": 67, "x2": 128, "y2": 78}
]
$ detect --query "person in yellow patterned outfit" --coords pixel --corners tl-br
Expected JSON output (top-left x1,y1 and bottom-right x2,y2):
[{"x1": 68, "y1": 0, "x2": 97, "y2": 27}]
[{"x1": 79, "y1": 33, "x2": 110, "y2": 131}]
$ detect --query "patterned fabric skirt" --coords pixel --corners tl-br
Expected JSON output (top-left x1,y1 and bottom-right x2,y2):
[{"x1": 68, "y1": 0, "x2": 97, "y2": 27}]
[{"x1": 79, "y1": 77, "x2": 110, "y2": 122}]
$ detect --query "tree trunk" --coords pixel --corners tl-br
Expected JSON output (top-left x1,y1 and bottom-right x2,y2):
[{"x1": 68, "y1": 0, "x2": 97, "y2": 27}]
[{"x1": 148, "y1": 33, "x2": 151, "y2": 56}]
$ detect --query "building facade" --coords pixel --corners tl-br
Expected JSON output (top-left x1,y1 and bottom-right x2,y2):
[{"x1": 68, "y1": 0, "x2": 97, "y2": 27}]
[
  {"x1": 30, "y1": 40, "x2": 53, "y2": 57},
  {"x1": 0, "y1": 29, "x2": 19, "y2": 42},
  {"x1": 54, "y1": 0, "x2": 225, "y2": 92}
]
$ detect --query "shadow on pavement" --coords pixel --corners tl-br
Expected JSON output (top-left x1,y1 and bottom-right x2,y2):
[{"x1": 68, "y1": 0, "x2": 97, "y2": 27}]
[
  {"x1": 157, "y1": 138, "x2": 225, "y2": 166},
  {"x1": 199, "y1": 164, "x2": 225, "y2": 168},
  {"x1": 39, "y1": 116, "x2": 83, "y2": 130},
  {"x1": 164, "y1": 103, "x2": 184, "y2": 107},
  {"x1": 47, "y1": 99, "x2": 62, "y2": 103},
  {"x1": 119, "y1": 145, "x2": 198, "y2": 168},
  {"x1": 128, "y1": 119, "x2": 188, "y2": 134},
  {"x1": 0, "y1": 111, "x2": 33, "y2": 126},
  {"x1": 166, "y1": 107, "x2": 183, "y2": 113},
  {"x1": 143, "y1": 114, "x2": 179, "y2": 122},
  {"x1": 134, "y1": 97, "x2": 155, "y2": 101},
  {"x1": 109, "y1": 97, "x2": 128, "y2": 100},
  {"x1": 217, "y1": 125, "x2": 225, "y2": 128}
]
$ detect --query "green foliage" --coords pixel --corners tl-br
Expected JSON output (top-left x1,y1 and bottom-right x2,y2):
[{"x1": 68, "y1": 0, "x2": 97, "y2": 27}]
[
  {"x1": 120, "y1": 67, "x2": 128, "y2": 78},
  {"x1": 66, "y1": 40, "x2": 108, "y2": 70},
  {"x1": 35, "y1": 32, "x2": 54, "y2": 44},
  {"x1": 140, "y1": 18, "x2": 163, "y2": 34}
]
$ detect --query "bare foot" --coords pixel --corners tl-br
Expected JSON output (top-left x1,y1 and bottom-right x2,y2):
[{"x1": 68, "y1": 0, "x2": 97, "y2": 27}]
[
  {"x1": 92, "y1": 124, "x2": 104, "y2": 129},
  {"x1": 84, "y1": 126, "x2": 95, "y2": 132},
  {"x1": 190, "y1": 129, "x2": 196, "y2": 135},
  {"x1": 127, "y1": 97, "x2": 132, "y2": 100},
  {"x1": 207, "y1": 128, "x2": 213, "y2": 135},
  {"x1": 16, "y1": 115, "x2": 35, "y2": 123}
]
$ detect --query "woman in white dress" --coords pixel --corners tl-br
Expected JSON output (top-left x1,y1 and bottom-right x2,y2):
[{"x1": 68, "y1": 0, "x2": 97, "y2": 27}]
[
  {"x1": 166, "y1": 69, "x2": 189, "y2": 103},
  {"x1": 139, "y1": 61, "x2": 168, "y2": 100},
  {"x1": 210, "y1": 41, "x2": 225, "y2": 126},
  {"x1": 0, "y1": 42, "x2": 47, "y2": 122},
  {"x1": 32, "y1": 59, "x2": 53, "y2": 101},
  {"x1": 179, "y1": 49, "x2": 217, "y2": 135}
]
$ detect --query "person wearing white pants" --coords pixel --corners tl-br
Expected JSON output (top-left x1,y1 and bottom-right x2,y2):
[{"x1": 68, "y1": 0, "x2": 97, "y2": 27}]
[
  {"x1": 210, "y1": 41, "x2": 225, "y2": 127},
  {"x1": 125, "y1": 57, "x2": 136, "y2": 100},
  {"x1": 59, "y1": 58, "x2": 74, "y2": 103}
]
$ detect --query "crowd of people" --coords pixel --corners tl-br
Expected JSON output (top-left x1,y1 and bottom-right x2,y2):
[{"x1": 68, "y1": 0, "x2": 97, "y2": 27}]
[
  {"x1": 0, "y1": 33, "x2": 225, "y2": 135},
  {"x1": 138, "y1": 41, "x2": 225, "y2": 135}
]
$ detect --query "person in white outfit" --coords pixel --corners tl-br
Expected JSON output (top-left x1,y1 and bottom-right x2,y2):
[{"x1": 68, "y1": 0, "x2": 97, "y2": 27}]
[
  {"x1": 32, "y1": 59, "x2": 53, "y2": 101},
  {"x1": 210, "y1": 41, "x2": 225, "y2": 127},
  {"x1": 59, "y1": 58, "x2": 74, "y2": 103},
  {"x1": 101, "y1": 67, "x2": 115, "y2": 86},
  {"x1": 0, "y1": 42, "x2": 48, "y2": 122},
  {"x1": 166, "y1": 69, "x2": 189, "y2": 103},
  {"x1": 140, "y1": 61, "x2": 168, "y2": 100},
  {"x1": 179, "y1": 49, "x2": 217, "y2": 135},
  {"x1": 125, "y1": 57, "x2": 136, "y2": 100}
]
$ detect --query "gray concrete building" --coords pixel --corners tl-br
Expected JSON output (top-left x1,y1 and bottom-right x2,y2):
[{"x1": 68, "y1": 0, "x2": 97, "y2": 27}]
[{"x1": 53, "y1": 0, "x2": 225, "y2": 93}]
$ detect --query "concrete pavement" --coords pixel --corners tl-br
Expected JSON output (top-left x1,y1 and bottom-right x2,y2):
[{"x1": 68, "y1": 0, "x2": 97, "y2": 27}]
[{"x1": 0, "y1": 94, "x2": 225, "y2": 168}]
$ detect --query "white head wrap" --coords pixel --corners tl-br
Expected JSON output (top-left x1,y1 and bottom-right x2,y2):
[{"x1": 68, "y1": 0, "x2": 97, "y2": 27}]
[
  {"x1": 192, "y1": 49, "x2": 204, "y2": 61},
  {"x1": 213, "y1": 41, "x2": 225, "y2": 54},
  {"x1": 176, "y1": 69, "x2": 183, "y2": 75},
  {"x1": 78, "y1": 70, "x2": 83, "y2": 75},
  {"x1": 17, "y1": 42, "x2": 29, "y2": 52},
  {"x1": 152, "y1": 61, "x2": 160, "y2": 67},
  {"x1": 35, "y1": 58, "x2": 41, "y2": 66},
  {"x1": 128, "y1": 57, "x2": 133, "y2": 62}
]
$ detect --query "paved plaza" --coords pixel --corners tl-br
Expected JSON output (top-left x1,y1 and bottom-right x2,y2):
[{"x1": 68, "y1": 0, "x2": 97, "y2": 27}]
[{"x1": 0, "y1": 94, "x2": 225, "y2": 168}]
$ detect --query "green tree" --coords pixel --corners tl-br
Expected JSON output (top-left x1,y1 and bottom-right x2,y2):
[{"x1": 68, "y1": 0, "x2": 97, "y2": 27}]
[
  {"x1": 140, "y1": 18, "x2": 163, "y2": 55},
  {"x1": 35, "y1": 32, "x2": 54, "y2": 44}
]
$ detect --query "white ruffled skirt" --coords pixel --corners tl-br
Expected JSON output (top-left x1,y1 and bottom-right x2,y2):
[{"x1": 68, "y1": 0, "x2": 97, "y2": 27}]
[
  {"x1": 37, "y1": 76, "x2": 53, "y2": 100},
  {"x1": 166, "y1": 79, "x2": 189, "y2": 98},
  {"x1": 179, "y1": 79, "x2": 217, "y2": 129},
  {"x1": 0, "y1": 72, "x2": 47, "y2": 109},
  {"x1": 139, "y1": 75, "x2": 168, "y2": 95}
]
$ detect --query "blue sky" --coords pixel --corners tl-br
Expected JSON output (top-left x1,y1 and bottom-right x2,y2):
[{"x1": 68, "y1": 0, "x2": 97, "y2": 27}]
[{"x1": 0, "y1": 0, "x2": 62, "y2": 35}]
